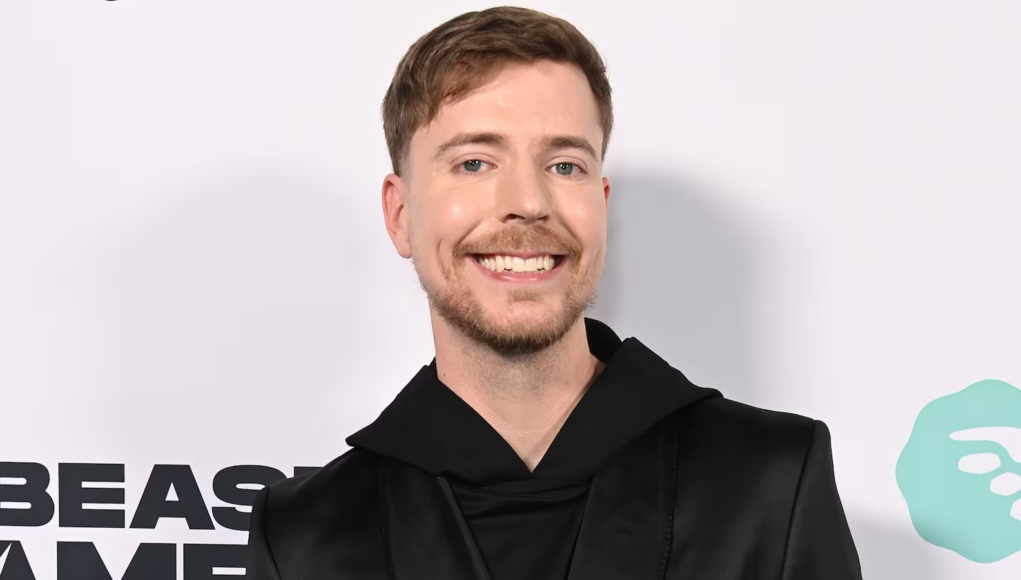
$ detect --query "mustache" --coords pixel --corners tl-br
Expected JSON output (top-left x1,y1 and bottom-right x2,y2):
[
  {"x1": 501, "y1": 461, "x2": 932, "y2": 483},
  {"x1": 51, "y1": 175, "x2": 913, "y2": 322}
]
[{"x1": 454, "y1": 225, "x2": 582, "y2": 259}]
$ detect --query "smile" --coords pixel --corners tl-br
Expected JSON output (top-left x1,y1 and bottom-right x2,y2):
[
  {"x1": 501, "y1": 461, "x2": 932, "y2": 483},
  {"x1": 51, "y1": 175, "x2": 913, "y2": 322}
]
[
  {"x1": 471, "y1": 253, "x2": 565, "y2": 280},
  {"x1": 474, "y1": 254, "x2": 561, "y2": 273}
]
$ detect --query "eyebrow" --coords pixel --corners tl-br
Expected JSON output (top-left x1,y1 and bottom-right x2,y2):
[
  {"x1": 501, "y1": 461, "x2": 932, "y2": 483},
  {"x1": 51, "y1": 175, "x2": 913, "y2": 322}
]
[
  {"x1": 538, "y1": 134, "x2": 599, "y2": 162},
  {"x1": 433, "y1": 132, "x2": 510, "y2": 161},
  {"x1": 433, "y1": 131, "x2": 600, "y2": 162}
]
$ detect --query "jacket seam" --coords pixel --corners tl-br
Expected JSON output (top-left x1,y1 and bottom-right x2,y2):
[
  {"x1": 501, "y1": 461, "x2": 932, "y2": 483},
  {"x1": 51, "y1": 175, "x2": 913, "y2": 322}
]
[
  {"x1": 378, "y1": 459, "x2": 398, "y2": 580},
  {"x1": 259, "y1": 485, "x2": 286, "y2": 580},
  {"x1": 657, "y1": 424, "x2": 680, "y2": 579},
  {"x1": 777, "y1": 420, "x2": 818, "y2": 578}
]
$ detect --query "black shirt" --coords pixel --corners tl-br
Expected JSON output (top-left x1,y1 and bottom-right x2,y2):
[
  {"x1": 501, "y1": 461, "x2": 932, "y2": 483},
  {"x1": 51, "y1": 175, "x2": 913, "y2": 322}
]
[{"x1": 347, "y1": 319, "x2": 713, "y2": 580}]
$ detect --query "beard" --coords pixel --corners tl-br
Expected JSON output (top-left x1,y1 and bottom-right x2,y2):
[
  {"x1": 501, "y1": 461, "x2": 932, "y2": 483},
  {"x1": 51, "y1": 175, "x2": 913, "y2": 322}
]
[{"x1": 415, "y1": 225, "x2": 599, "y2": 358}]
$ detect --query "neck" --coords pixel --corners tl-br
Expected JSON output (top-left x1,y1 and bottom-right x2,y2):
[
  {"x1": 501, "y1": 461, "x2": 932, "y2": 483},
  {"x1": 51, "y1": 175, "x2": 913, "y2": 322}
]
[{"x1": 431, "y1": 314, "x2": 605, "y2": 471}]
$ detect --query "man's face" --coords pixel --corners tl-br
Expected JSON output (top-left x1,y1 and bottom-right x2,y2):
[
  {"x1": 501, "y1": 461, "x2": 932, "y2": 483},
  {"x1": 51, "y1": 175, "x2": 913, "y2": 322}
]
[{"x1": 387, "y1": 60, "x2": 610, "y2": 356}]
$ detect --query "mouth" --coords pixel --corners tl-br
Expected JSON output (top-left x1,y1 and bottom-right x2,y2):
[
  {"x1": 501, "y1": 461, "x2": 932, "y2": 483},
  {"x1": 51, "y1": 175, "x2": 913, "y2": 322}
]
[
  {"x1": 473, "y1": 253, "x2": 563, "y2": 273},
  {"x1": 469, "y1": 253, "x2": 566, "y2": 281}
]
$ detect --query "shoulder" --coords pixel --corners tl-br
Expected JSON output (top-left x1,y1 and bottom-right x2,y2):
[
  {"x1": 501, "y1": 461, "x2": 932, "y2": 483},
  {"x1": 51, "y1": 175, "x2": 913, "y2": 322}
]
[
  {"x1": 666, "y1": 396, "x2": 832, "y2": 489},
  {"x1": 263, "y1": 447, "x2": 379, "y2": 512},
  {"x1": 249, "y1": 449, "x2": 390, "y2": 575},
  {"x1": 663, "y1": 398, "x2": 831, "y2": 533},
  {"x1": 675, "y1": 396, "x2": 824, "y2": 455},
  {"x1": 258, "y1": 448, "x2": 382, "y2": 543},
  {"x1": 656, "y1": 400, "x2": 854, "y2": 575}
]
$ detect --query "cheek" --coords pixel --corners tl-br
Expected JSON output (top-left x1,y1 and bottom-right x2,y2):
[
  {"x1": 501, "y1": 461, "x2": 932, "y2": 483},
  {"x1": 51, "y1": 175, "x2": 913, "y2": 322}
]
[
  {"x1": 416, "y1": 186, "x2": 490, "y2": 256},
  {"x1": 444, "y1": 196, "x2": 483, "y2": 235},
  {"x1": 559, "y1": 188, "x2": 608, "y2": 255}
]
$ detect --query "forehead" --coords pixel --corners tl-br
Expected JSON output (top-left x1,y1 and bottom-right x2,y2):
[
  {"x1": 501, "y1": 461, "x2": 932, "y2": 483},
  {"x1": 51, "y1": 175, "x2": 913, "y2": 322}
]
[{"x1": 411, "y1": 60, "x2": 603, "y2": 159}]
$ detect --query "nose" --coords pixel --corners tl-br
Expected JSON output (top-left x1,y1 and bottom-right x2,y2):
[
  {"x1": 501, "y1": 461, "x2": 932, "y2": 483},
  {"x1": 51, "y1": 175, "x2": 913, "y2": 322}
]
[{"x1": 493, "y1": 162, "x2": 551, "y2": 224}]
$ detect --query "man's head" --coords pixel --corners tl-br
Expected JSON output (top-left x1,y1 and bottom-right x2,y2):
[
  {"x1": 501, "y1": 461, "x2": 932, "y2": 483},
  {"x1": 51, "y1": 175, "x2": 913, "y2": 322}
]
[{"x1": 380, "y1": 6, "x2": 613, "y2": 356}]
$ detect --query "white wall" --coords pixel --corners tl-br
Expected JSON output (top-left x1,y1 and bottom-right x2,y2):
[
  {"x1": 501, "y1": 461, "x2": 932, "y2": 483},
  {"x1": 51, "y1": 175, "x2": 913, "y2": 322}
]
[{"x1": 2, "y1": 0, "x2": 1019, "y2": 577}]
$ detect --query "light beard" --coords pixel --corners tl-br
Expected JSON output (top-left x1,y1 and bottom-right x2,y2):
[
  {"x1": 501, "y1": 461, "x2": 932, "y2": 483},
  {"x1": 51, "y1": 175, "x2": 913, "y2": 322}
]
[{"x1": 419, "y1": 258, "x2": 597, "y2": 358}]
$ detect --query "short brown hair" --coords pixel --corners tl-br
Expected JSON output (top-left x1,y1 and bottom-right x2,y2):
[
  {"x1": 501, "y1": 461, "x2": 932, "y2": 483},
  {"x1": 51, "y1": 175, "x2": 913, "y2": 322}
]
[{"x1": 381, "y1": 6, "x2": 613, "y2": 176}]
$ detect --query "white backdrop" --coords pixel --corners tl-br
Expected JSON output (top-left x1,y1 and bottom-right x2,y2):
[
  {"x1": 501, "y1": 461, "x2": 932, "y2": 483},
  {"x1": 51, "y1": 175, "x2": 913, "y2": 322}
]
[{"x1": 2, "y1": 0, "x2": 1020, "y2": 578}]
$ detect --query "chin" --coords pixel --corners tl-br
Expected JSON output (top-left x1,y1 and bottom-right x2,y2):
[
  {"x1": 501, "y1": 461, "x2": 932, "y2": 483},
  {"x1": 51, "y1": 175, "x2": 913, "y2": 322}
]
[
  {"x1": 489, "y1": 298, "x2": 566, "y2": 326},
  {"x1": 424, "y1": 270, "x2": 594, "y2": 356},
  {"x1": 460, "y1": 303, "x2": 582, "y2": 356},
  {"x1": 491, "y1": 315, "x2": 557, "y2": 338}
]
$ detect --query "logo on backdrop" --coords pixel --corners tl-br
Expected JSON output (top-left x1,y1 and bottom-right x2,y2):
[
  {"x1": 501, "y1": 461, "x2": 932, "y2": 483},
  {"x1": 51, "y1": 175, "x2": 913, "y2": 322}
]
[
  {"x1": 897, "y1": 379, "x2": 1021, "y2": 563},
  {"x1": 1, "y1": 541, "x2": 33, "y2": 579},
  {"x1": 0, "y1": 462, "x2": 315, "y2": 579}
]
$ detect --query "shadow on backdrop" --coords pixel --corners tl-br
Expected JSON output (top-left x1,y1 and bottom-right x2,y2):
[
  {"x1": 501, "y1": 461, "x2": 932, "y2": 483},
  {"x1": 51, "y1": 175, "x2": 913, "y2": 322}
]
[
  {"x1": 591, "y1": 175, "x2": 942, "y2": 577},
  {"x1": 588, "y1": 174, "x2": 758, "y2": 403}
]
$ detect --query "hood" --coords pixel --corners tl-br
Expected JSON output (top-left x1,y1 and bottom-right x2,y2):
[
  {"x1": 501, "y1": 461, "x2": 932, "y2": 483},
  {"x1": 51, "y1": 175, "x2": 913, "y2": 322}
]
[{"x1": 346, "y1": 318, "x2": 722, "y2": 485}]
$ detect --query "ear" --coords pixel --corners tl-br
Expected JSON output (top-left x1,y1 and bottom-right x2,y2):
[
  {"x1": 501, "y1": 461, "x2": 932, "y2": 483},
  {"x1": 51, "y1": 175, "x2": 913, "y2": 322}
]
[
  {"x1": 382, "y1": 173, "x2": 413, "y2": 259},
  {"x1": 602, "y1": 175, "x2": 611, "y2": 210}
]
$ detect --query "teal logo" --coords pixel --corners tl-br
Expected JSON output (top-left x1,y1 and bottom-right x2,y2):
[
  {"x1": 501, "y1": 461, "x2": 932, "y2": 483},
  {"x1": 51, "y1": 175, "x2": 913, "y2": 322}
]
[{"x1": 897, "y1": 379, "x2": 1021, "y2": 563}]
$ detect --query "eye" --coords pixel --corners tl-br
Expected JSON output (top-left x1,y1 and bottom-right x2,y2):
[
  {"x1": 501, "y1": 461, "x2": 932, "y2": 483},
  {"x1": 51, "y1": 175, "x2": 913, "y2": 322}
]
[
  {"x1": 551, "y1": 162, "x2": 583, "y2": 177},
  {"x1": 460, "y1": 159, "x2": 486, "y2": 173}
]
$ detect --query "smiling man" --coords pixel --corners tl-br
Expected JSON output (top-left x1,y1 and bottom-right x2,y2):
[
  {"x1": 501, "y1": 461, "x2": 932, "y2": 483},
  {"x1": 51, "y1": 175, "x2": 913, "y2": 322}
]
[{"x1": 245, "y1": 7, "x2": 862, "y2": 580}]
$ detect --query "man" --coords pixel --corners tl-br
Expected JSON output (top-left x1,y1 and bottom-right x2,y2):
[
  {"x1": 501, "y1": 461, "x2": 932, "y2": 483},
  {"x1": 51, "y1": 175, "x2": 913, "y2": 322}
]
[{"x1": 245, "y1": 6, "x2": 862, "y2": 580}]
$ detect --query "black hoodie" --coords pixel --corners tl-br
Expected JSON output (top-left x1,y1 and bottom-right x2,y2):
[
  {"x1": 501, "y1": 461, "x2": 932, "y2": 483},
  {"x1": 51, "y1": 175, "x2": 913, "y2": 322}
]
[
  {"x1": 346, "y1": 318, "x2": 720, "y2": 580},
  {"x1": 245, "y1": 318, "x2": 862, "y2": 580}
]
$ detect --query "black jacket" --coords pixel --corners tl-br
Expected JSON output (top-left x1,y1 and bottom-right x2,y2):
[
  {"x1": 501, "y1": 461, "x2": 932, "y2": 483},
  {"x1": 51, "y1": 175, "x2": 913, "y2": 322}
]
[{"x1": 245, "y1": 320, "x2": 862, "y2": 580}]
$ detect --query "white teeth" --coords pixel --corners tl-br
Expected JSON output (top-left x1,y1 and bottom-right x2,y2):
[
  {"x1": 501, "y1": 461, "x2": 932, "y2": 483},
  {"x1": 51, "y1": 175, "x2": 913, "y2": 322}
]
[{"x1": 477, "y1": 255, "x2": 557, "y2": 273}]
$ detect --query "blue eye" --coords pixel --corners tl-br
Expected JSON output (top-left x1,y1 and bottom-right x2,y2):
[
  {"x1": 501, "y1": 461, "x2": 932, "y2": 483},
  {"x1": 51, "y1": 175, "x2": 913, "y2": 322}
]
[
  {"x1": 461, "y1": 160, "x2": 484, "y2": 173},
  {"x1": 553, "y1": 162, "x2": 578, "y2": 176}
]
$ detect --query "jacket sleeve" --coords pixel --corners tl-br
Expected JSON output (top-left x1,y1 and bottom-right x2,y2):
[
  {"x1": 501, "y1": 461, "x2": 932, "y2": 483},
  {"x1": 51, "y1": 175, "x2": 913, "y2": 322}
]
[
  {"x1": 245, "y1": 487, "x2": 284, "y2": 580},
  {"x1": 780, "y1": 420, "x2": 863, "y2": 580}
]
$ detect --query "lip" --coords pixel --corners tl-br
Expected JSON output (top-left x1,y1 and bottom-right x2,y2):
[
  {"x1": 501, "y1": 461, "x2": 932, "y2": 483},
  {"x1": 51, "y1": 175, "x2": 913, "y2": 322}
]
[{"x1": 469, "y1": 255, "x2": 566, "y2": 283}]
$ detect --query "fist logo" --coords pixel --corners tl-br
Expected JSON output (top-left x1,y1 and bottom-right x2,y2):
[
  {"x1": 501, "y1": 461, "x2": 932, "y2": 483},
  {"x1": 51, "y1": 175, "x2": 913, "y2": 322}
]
[{"x1": 897, "y1": 379, "x2": 1021, "y2": 563}]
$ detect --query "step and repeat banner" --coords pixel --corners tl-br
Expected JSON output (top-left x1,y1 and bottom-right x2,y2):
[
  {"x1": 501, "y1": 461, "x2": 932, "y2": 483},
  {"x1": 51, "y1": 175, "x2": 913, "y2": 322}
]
[{"x1": 2, "y1": 0, "x2": 1019, "y2": 578}]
